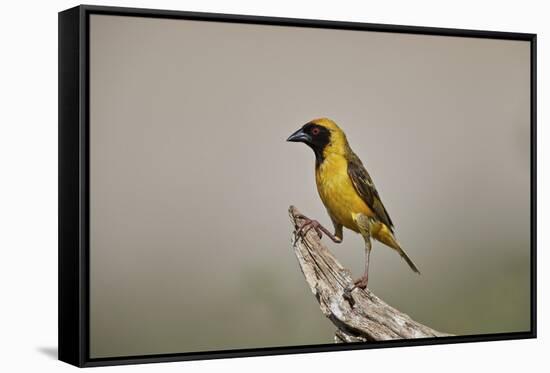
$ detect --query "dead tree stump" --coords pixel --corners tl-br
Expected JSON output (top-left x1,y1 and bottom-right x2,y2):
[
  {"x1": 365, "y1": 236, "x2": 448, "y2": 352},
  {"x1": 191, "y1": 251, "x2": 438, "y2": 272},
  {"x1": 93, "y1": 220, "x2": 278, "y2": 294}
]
[{"x1": 288, "y1": 205, "x2": 451, "y2": 342}]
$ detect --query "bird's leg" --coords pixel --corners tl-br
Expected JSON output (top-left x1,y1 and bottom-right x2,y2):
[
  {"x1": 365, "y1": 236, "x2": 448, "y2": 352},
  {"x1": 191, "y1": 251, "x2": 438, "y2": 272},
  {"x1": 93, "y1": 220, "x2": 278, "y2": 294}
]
[
  {"x1": 294, "y1": 214, "x2": 342, "y2": 243},
  {"x1": 353, "y1": 235, "x2": 372, "y2": 290},
  {"x1": 351, "y1": 214, "x2": 373, "y2": 291}
]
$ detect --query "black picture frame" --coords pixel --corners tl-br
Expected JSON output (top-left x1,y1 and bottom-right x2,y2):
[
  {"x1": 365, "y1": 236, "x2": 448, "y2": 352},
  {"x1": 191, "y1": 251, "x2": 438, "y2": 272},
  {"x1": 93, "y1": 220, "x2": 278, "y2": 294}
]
[{"x1": 59, "y1": 4, "x2": 537, "y2": 368}]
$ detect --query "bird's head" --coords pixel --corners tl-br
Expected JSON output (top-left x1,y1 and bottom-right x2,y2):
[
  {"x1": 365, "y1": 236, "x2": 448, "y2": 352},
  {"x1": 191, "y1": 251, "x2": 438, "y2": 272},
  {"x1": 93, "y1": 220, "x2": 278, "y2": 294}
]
[{"x1": 287, "y1": 118, "x2": 348, "y2": 165}]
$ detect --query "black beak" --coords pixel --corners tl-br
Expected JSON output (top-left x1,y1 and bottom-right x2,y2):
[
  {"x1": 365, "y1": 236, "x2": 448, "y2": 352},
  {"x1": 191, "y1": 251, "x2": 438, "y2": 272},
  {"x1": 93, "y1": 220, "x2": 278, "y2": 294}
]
[{"x1": 287, "y1": 127, "x2": 311, "y2": 143}]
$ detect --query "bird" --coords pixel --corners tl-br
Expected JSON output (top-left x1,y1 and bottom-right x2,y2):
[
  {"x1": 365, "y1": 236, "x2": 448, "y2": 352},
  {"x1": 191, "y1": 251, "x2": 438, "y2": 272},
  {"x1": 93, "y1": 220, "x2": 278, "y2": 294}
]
[{"x1": 287, "y1": 118, "x2": 420, "y2": 290}]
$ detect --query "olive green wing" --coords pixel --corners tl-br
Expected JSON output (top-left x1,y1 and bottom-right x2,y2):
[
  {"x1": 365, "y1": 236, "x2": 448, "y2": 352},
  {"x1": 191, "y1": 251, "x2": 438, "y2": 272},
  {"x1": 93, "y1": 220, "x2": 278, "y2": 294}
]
[{"x1": 347, "y1": 151, "x2": 394, "y2": 232}]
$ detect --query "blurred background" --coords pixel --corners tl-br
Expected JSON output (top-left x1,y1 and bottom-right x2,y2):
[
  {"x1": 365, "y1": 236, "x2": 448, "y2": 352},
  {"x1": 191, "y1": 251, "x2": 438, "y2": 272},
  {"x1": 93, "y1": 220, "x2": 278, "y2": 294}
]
[{"x1": 89, "y1": 15, "x2": 531, "y2": 358}]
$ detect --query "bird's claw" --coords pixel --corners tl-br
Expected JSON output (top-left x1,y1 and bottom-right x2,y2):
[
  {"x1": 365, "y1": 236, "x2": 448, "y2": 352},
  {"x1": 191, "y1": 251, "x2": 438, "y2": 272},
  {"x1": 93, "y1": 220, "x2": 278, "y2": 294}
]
[
  {"x1": 353, "y1": 276, "x2": 369, "y2": 290},
  {"x1": 295, "y1": 214, "x2": 344, "y2": 244},
  {"x1": 341, "y1": 276, "x2": 368, "y2": 306},
  {"x1": 295, "y1": 215, "x2": 324, "y2": 240}
]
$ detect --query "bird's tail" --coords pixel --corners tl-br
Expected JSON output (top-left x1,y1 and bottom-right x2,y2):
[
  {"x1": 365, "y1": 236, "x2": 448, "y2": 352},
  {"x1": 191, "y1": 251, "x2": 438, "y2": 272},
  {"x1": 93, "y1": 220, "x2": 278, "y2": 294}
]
[
  {"x1": 377, "y1": 226, "x2": 421, "y2": 274},
  {"x1": 394, "y1": 245, "x2": 421, "y2": 274}
]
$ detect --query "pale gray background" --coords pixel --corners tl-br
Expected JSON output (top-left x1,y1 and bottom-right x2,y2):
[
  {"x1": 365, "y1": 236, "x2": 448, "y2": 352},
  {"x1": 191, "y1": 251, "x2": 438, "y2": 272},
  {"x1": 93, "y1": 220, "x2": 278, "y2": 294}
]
[{"x1": 89, "y1": 14, "x2": 531, "y2": 358}]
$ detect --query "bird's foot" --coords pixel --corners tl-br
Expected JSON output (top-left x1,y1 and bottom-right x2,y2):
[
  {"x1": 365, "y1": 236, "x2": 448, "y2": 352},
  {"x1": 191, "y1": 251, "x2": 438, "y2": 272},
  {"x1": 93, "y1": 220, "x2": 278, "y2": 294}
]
[
  {"x1": 294, "y1": 214, "x2": 342, "y2": 243},
  {"x1": 352, "y1": 275, "x2": 369, "y2": 290},
  {"x1": 296, "y1": 216, "x2": 323, "y2": 239},
  {"x1": 343, "y1": 276, "x2": 368, "y2": 303},
  {"x1": 343, "y1": 276, "x2": 368, "y2": 305}
]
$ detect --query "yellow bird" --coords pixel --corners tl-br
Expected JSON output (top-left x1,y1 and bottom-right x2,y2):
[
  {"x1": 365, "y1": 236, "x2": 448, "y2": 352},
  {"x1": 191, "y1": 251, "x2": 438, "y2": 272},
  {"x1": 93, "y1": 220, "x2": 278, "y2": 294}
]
[{"x1": 287, "y1": 118, "x2": 420, "y2": 289}]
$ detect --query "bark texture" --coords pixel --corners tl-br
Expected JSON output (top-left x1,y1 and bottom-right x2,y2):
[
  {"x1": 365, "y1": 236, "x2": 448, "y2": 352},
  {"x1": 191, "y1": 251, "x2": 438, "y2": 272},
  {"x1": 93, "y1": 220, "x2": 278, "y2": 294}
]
[{"x1": 289, "y1": 205, "x2": 451, "y2": 342}]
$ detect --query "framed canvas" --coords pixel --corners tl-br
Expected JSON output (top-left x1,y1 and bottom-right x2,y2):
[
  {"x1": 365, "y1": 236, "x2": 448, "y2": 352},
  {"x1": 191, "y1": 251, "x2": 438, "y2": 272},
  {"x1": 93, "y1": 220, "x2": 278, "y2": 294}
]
[{"x1": 58, "y1": 5, "x2": 537, "y2": 367}]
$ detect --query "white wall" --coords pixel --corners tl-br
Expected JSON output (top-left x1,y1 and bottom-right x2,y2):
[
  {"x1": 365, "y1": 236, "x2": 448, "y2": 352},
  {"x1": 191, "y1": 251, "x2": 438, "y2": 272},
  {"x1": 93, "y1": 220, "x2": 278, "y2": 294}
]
[{"x1": 0, "y1": 0, "x2": 546, "y2": 372}]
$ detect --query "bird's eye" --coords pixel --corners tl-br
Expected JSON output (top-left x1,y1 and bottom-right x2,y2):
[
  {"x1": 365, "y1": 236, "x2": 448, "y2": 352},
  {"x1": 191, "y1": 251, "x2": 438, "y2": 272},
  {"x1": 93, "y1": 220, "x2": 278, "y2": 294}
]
[{"x1": 311, "y1": 127, "x2": 320, "y2": 136}]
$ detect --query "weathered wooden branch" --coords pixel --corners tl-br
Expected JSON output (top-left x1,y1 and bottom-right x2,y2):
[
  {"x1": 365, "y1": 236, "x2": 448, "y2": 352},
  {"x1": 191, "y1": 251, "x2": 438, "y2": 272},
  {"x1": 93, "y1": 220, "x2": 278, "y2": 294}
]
[{"x1": 288, "y1": 206, "x2": 451, "y2": 342}]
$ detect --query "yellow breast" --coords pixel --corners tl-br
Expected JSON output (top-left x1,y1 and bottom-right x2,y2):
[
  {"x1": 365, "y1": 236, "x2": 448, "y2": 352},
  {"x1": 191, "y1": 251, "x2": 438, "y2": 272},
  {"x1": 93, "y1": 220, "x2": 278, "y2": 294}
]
[{"x1": 315, "y1": 154, "x2": 375, "y2": 232}]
